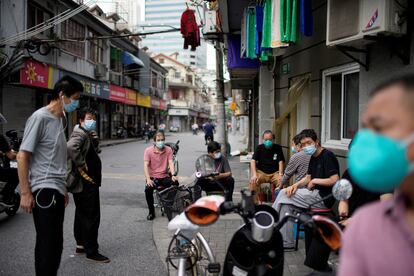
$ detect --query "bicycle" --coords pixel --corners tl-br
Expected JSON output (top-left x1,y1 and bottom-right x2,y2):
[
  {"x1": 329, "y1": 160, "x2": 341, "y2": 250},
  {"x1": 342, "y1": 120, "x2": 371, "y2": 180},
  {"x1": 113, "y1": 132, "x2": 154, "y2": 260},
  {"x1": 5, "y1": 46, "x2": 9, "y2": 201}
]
[{"x1": 167, "y1": 204, "x2": 220, "y2": 276}]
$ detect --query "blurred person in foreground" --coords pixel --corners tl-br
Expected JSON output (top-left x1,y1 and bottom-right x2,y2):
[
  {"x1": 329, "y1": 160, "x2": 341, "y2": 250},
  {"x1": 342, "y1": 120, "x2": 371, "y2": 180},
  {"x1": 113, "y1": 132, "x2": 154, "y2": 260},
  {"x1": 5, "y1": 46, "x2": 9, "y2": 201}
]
[{"x1": 339, "y1": 74, "x2": 414, "y2": 276}]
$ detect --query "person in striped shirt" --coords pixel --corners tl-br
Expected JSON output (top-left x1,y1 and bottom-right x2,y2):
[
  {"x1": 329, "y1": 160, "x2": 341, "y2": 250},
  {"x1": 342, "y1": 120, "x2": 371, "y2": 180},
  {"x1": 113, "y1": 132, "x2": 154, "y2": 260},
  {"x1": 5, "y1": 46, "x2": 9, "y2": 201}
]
[{"x1": 280, "y1": 134, "x2": 311, "y2": 188}]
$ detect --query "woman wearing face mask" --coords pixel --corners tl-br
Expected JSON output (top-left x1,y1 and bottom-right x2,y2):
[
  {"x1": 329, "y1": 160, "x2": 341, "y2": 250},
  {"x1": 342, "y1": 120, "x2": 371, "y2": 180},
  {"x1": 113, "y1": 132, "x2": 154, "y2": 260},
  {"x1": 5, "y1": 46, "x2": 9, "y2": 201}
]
[
  {"x1": 195, "y1": 141, "x2": 234, "y2": 201},
  {"x1": 339, "y1": 75, "x2": 414, "y2": 276},
  {"x1": 66, "y1": 108, "x2": 109, "y2": 263}
]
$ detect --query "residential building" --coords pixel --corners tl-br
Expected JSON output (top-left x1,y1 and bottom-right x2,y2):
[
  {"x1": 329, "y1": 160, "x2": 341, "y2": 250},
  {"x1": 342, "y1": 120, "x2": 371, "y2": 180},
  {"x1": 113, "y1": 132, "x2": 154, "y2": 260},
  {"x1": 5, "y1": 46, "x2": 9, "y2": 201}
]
[
  {"x1": 216, "y1": 0, "x2": 411, "y2": 170},
  {"x1": 142, "y1": 0, "x2": 207, "y2": 69},
  {"x1": 152, "y1": 53, "x2": 210, "y2": 131},
  {"x1": 0, "y1": 0, "x2": 166, "y2": 139}
]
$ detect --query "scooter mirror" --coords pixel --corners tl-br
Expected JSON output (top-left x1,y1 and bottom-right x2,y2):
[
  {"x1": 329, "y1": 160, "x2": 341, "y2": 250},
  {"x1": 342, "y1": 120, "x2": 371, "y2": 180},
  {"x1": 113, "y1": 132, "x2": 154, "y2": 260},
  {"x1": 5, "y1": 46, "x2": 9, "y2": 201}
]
[
  {"x1": 332, "y1": 179, "x2": 353, "y2": 201},
  {"x1": 185, "y1": 195, "x2": 225, "y2": 226},
  {"x1": 312, "y1": 215, "x2": 343, "y2": 250}
]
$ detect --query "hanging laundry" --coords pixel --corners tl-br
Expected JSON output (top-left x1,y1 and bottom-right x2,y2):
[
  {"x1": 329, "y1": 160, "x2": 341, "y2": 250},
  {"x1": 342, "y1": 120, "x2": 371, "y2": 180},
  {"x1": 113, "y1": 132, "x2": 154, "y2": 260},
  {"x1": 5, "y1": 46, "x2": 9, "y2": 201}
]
[
  {"x1": 246, "y1": 7, "x2": 257, "y2": 59},
  {"x1": 181, "y1": 8, "x2": 200, "y2": 51},
  {"x1": 261, "y1": 0, "x2": 272, "y2": 49},
  {"x1": 281, "y1": 0, "x2": 298, "y2": 43},
  {"x1": 240, "y1": 9, "x2": 247, "y2": 58},
  {"x1": 271, "y1": 0, "x2": 289, "y2": 47},
  {"x1": 300, "y1": 0, "x2": 313, "y2": 36},
  {"x1": 255, "y1": 4, "x2": 264, "y2": 56}
]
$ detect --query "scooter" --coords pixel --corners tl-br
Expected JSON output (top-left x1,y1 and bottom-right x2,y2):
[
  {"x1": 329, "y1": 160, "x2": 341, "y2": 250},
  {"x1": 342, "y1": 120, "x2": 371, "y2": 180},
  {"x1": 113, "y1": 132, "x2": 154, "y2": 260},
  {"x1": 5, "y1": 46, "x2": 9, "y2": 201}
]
[
  {"x1": 0, "y1": 155, "x2": 20, "y2": 216},
  {"x1": 184, "y1": 174, "x2": 351, "y2": 275}
]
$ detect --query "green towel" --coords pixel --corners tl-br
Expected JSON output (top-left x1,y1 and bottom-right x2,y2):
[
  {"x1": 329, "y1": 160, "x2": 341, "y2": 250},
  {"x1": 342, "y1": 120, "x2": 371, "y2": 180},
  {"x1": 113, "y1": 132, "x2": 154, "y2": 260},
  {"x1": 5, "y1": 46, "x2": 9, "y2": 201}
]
[
  {"x1": 261, "y1": 0, "x2": 272, "y2": 49},
  {"x1": 281, "y1": 0, "x2": 297, "y2": 43},
  {"x1": 246, "y1": 7, "x2": 257, "y2": 59}
]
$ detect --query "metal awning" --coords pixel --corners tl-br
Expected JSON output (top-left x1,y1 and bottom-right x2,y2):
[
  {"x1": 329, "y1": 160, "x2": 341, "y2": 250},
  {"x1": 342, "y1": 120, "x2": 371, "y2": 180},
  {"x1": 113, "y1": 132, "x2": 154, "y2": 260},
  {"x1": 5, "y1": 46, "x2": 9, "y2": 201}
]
[{"x1": 122, "y1": 51, "x2": 145, "y2": 68}]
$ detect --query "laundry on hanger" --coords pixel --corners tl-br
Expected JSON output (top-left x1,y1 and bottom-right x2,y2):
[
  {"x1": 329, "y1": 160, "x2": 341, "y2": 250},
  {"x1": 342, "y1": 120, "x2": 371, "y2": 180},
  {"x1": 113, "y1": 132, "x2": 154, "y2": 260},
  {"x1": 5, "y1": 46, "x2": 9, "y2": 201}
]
[{"x1": 181, "y1": 8, "x2": 201, "y2": 51}]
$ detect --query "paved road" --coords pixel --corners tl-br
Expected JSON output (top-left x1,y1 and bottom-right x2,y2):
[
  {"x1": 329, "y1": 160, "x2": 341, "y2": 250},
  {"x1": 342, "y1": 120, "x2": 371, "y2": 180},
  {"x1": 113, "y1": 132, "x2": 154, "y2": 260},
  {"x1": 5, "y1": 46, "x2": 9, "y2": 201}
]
[{"x1": 0, "y1": 132, "x2": 206, "y2": 276}]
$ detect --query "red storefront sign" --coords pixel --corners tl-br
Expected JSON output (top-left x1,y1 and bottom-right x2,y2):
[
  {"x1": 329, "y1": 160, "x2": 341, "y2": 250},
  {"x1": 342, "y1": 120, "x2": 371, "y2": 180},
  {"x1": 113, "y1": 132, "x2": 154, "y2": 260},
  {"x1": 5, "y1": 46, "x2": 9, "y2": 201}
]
[
  {"x1": 109, "y1": 85, "x2": 126, "y2": 103},
  {"x1": 20, "y1": 59, "x2": 51, "y2": 88}
]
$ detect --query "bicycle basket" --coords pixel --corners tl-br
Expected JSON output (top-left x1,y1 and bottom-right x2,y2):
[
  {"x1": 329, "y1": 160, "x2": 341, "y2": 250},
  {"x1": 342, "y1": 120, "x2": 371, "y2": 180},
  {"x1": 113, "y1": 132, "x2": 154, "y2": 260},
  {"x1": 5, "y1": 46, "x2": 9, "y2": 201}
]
[{"x1": 158, "y1": 185, "x2": 202, "y2": 220}]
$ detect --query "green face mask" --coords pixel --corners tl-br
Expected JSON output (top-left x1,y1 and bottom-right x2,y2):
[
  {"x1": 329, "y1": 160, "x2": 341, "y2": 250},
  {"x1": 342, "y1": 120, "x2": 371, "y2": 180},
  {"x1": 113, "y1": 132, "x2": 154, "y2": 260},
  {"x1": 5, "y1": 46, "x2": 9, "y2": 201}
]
[{"x1": 263, "y1": 140, "x2": 273, "y2": 148}]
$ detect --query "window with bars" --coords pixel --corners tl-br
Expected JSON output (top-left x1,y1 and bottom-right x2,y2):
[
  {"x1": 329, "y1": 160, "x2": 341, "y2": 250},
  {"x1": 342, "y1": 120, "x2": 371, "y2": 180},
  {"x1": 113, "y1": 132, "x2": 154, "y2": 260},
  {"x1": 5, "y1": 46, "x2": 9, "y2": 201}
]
[
  {"x1": 27, "y1": 3, "x2": 53, "y2": 37},
  {"x1": 88, "y1": 31, "x2": 104, "y2": 63},
  {"x1": 60, "y1": 19, "x2": 85, "y2": 57}
]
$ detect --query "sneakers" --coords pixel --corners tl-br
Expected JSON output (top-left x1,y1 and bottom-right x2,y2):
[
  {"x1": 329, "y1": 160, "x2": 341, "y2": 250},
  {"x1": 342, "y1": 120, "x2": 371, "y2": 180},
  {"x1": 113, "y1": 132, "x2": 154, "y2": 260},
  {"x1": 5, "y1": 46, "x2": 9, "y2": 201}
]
[
  {"x1": 86, "y1": 252, "x2": 110, "y2": 263},
  {"x1": 147, "y1": 213, "x2": 155, "y2": 220}
]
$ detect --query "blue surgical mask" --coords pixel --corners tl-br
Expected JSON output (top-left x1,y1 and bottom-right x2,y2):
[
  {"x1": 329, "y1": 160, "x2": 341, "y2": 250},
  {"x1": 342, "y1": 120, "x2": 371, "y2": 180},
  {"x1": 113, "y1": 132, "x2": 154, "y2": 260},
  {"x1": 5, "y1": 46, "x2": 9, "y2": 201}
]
[
  {"x1": 303, "y1": 144, "x2": 317, "y2": 155},
  {"x1": 348, "y1": 129, "x2": 414, "y2": 193},
  {"x1": 63, "y1": 97, "x2": 79, "y2": 113},
  {"x1": 214, "y1": 152, "x2": 222, "y2": 159},
  {"x1": 84, "y1": 119, "x2": 96, "y2": 131},
  {"x1": 155, "y1": 141, "x2": 165, "y2": 149},
  {"x1": 263, "y1": 140, "x2": 273, "y2": 148},
  {"x1": 291, "y1": 146, "x2": 298, "y2": 154}
]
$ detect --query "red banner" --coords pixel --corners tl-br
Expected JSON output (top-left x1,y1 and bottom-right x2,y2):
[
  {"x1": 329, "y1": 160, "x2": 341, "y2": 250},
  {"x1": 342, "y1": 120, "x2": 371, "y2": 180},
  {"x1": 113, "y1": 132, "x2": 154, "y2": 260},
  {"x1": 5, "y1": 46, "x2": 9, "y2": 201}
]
[
  {"x1": 20, "y1": 59, "x2": 51, "y2": 88},
  {"x1": 109, "y1": 85, "x2": 126, "y2": 103}
]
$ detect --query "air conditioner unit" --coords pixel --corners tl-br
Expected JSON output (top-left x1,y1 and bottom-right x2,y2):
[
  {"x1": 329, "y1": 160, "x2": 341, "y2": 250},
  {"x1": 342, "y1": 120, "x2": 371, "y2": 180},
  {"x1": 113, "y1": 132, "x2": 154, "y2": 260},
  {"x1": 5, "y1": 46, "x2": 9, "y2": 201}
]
[
  {"x1": 95, "y1": 63, "x2": 107, "y2": 78},
  {"x1": 110, "y1": 72, "x2": 121, "y2": 85},
  {"x1": 326, "y1": 0, "x2": 407, "y2": 46}
]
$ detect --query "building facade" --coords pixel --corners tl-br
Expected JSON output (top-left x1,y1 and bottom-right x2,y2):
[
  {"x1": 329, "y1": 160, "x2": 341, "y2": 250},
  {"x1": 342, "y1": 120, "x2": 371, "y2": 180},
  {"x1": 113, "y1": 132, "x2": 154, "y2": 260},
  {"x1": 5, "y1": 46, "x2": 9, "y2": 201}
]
[
  {"x1": 0, "y1": 0, "x2": 166, "y2": 140},
  {"x1": 143, "y1": 0, "x2": 207, "y2": 69}
]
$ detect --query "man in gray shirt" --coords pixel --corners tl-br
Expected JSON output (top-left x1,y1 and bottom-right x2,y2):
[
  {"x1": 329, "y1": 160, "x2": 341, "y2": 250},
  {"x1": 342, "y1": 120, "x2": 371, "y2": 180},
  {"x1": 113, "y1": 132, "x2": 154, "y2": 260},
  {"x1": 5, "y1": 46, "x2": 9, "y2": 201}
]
[{"x1": 17, "y1": 76, "x2": 83, "y2": 276}]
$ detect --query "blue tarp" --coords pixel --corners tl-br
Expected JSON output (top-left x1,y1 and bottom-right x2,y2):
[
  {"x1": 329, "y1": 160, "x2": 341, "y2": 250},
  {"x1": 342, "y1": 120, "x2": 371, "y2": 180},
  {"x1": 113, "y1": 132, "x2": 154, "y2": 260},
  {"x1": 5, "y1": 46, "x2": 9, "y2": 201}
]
[{"x1": 122, "y1": 51, "x2": 145, "y2": 67}]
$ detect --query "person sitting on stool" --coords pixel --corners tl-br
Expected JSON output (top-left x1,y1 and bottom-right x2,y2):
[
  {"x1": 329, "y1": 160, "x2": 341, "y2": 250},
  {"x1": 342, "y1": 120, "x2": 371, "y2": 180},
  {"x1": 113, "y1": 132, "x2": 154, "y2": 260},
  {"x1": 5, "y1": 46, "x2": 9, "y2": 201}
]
[{"x1": 195, "y1": 141, "x2": 234, "y2": 201}]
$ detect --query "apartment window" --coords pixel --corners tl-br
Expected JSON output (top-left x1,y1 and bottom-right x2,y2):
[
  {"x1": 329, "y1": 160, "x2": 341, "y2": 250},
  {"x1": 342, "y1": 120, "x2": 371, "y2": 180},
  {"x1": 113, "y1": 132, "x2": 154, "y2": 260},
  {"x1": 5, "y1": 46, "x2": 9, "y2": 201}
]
[
  {"x1": 61, "y1": 19, "x2": 85, "y2": 57},
  {"x1": 159, "y1": 58, "x2": 165, "y2": 64},
  {"x1": 190, "y1": 55, "x2": 196, "y2": 58},
  {"x1": 190, "y1": 62, "x2": 196, "y2": 65},
  {"x1": 28, "y1": 3, "x2": 53, "y2": 37},
  {"x1": 88, "y1": 31, "x2": 104, "y2": 63},
  {"x1": 186, "y1": 74, "x2": 193, "y2": 84},
  {"x1": 174, "y1": 71, "x2": 181, "y2": 79},
  {"x1": 151, "y1": 71, "x2": 158, "y2": 88},
  {"x1": 322, "y1": 63, "x2": 360, "y2": 149},
  {"x1": 110, "y1": 47, "x2": 122, "y2": 72}
]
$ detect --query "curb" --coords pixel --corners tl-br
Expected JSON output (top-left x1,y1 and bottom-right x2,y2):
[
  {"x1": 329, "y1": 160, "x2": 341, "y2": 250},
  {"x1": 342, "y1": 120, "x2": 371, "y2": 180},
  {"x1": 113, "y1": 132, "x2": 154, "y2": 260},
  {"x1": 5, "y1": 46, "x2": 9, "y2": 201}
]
[{"x1": 100, "y1": 139, "x2": 141, "y2": 148}]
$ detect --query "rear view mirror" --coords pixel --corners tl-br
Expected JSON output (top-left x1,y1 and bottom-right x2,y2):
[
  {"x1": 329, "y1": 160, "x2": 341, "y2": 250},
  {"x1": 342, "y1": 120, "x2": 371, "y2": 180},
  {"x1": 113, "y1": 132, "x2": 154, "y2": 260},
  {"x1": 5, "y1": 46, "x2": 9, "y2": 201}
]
[
  {"x1": 332, "y1": 179, "x2": 353, "y2": 201},
  {"x1": 312, "y1": 215, "x2": 343, "y2": 250},
  {"x1": 185, "y1": 195, "x2": 225, "y2": 226}
]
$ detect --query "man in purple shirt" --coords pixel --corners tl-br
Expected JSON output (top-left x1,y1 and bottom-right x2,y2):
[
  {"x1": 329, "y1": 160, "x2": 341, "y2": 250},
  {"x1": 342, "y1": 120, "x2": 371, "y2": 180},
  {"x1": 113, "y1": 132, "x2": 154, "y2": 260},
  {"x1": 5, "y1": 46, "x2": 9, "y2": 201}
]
[{"x1": 339, "y1": 75, "x2": 414, "y2": 276}]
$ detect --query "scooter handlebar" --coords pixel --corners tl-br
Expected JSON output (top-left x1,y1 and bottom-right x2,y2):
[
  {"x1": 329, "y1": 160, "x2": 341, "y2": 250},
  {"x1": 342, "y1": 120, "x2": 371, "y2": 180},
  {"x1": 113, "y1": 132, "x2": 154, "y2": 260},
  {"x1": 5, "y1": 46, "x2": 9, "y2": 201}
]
[{"x1": 195, "y1": 171, "x2": 219, "y2": 179}]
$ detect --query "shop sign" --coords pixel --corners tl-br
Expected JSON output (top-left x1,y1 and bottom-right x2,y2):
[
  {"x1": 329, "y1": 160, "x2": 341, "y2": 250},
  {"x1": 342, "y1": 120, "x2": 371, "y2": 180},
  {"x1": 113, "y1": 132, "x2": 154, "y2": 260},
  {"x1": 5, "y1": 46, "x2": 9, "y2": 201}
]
[
  {"x1": 59, "y1": 70, "x2": 109, "y2": 99},
  {"x1": 168, "y1": 108, "x2": 189, "y2": 116},
  {"x1": 109, "y1": 84, "x2": 126, "y2": 103},
  {"x1": 20, "y1": 59, "x2": 53, "y2": 89},
  {"x1": 137, "y1": 93, "x2": 151, "y2": 108},
  {"x1": 125, "y1": 89, "x2": 137, "y2": 105},
  {"x1": 151, "y1": 96, "x2": 160, "y2": 109},
  {"x1": 189, "y1": 110, "x2": 198, "y2": 117},
  {"x1": 198, "y1": 112, "x2": 210, "y2": 119}
]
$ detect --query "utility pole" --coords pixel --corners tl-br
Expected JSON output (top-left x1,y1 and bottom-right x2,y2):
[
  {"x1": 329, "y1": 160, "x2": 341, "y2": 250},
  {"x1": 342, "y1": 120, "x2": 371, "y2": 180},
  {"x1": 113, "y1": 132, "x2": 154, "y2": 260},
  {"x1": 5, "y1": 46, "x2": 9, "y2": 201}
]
[{"x1": 215, "y1": 41, "x2": 227, "y2": 154}]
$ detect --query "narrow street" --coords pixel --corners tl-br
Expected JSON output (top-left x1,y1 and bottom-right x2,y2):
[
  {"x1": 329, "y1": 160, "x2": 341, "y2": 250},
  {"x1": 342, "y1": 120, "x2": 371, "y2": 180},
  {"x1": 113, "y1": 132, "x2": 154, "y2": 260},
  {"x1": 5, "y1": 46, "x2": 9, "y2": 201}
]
[{"x1": 0, "y1": 132, "x2": 211, "y2": 276}]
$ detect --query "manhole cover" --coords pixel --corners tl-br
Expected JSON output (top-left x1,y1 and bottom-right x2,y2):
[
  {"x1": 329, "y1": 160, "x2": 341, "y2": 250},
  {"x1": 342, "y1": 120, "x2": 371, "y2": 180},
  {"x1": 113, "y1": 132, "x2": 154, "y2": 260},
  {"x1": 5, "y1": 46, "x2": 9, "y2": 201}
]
[{"x1": 110, "y1": 164, "x2": 136, "y2": 168}]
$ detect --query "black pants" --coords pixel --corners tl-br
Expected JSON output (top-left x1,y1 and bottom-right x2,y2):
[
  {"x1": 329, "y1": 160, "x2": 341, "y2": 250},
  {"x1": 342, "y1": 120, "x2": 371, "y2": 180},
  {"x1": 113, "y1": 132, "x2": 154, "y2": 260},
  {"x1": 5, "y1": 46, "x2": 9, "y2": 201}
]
[
  {"x1": 73, "y1": 183, "x2": 101, "y2": 255},
  {"x1": 196, "y1": 176, "x2": 234, "y2": 201},
  {"x1": 32, "y1": 188, "x2": 65, "y2": 276},
  {"x1": 204, "y1": 134, "x2": 213, "y2": 143},
  {"x1": 145, "y1": 177, "x2": 176, "y2": 215},
  {"x1": 304, "y1": 226, "x2": 332, "y2": 271},
  {"x1": 0, "y1": 167, "x2": 19, "y2": 200}
]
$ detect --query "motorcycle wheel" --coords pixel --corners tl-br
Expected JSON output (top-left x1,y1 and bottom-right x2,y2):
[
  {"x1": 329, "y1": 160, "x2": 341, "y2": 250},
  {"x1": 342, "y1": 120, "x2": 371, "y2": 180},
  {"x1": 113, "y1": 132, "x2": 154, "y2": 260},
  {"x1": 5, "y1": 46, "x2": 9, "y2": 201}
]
[{"x1": 5, "y1": 192, "x2": 20, "y2": 216}]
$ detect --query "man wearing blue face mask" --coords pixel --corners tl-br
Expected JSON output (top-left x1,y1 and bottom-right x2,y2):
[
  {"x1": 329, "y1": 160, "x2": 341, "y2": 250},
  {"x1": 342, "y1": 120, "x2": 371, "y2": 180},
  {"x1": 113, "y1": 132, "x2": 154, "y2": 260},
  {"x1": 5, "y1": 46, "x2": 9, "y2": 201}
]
[
  {"x1": 195, "y1": 141, "x2": 234, "y2": 201},
  {"x1": 143, "y1": 131, "x2": 178, "y2": 220},
  {"x1": 17, "y1": 76, "x2": 83, "y2": 276},
  {"x1": 67, "y1": 108, "x2": 109, "y2": 263},
  {"x1": 339, "y1": 75, "x2": 414, "y2": 276},
  {"x1": 273, "y1": 129, "x2": 340, "y2": 272}
]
